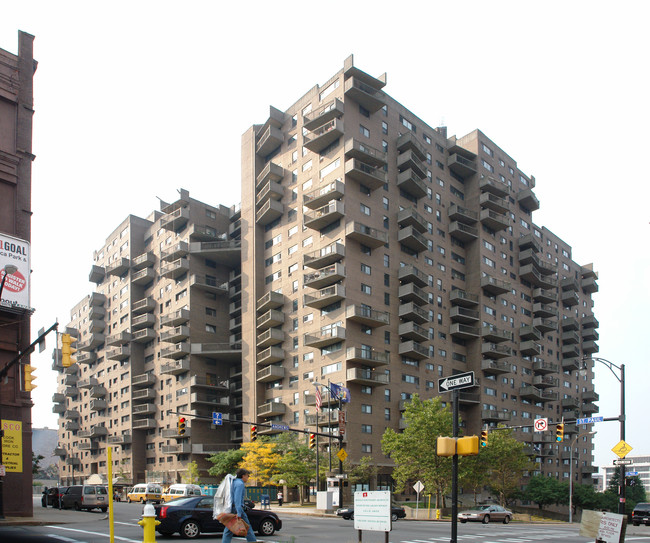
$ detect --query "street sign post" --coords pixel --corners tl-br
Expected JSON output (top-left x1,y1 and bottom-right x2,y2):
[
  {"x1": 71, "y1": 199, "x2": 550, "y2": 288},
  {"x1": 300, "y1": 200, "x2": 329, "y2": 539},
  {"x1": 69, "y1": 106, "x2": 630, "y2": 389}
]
[
  {"x1": 212, "y1": 412, "x2": 222, "y2": 426},
  {"x1": 413, "y1": 481, "x2": 424, "y2": 518},
  {"x1": 576, "y1": 416, "x2": 604, "y2": 425},
  {"x1": 438, "y1": 371, "x2": 475, "y2": 393}
]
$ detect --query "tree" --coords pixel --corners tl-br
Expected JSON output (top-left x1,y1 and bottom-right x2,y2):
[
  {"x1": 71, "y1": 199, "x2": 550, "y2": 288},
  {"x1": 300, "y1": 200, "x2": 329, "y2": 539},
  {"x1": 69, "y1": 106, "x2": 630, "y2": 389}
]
[
  {"x1": 382, "y1": 395, "x2": 453, "y2": 508},
  {"x1": 345, "y1": 456, "x2": 378, "y2": 490},
  {"x1": 481, "y1": 428, "x2": 537, "y2": 507},
  {"x1": 183, "y1": 460, "x2": 201, "y2": 485},
  {"x1": 524, "y1": 475, "x2": 566, "y2": 509},
  {"x1": 605, "y1": 471, "x2": 647, "y2": 514},
  {"x1": 270, "y1": 433, "x2": 316, "y2": 504},
  {"x1": 32, "y1": 452, "x2": 44, "y2": 475},
  {"x1": 572, "y1": 482, "x2": 604, "y2": 512},
  {"x1": 207, "y1": 448, "x2": 246, "y2": 480},
  {"x1": 239, "y1": 439, "x2": 281, "y2": 487}
]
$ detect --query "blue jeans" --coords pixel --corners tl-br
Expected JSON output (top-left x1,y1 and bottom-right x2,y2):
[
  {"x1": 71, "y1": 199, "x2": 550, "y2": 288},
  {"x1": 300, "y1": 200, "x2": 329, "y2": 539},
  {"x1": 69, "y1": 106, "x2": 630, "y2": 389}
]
[{"x1": 222, "y1": 510, "x2": 257, "y2": 542}]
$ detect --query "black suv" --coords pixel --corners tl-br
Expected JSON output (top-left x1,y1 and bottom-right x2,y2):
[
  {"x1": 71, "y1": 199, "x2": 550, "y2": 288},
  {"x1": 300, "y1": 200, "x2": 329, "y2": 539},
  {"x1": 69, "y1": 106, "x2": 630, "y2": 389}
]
[{"x1": 632, "y1": 503, "x2": 650, "y2": 526}]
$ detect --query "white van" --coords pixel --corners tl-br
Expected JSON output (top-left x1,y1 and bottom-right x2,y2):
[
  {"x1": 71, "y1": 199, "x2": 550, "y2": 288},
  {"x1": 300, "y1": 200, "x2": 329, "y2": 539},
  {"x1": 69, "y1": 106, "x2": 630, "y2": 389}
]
[
  {"x1": 161, "y1": 483, "x2": 203, "y2": 502},
  {"x1": 127, "y1": 483, "x2": 163, "y2": 504}
]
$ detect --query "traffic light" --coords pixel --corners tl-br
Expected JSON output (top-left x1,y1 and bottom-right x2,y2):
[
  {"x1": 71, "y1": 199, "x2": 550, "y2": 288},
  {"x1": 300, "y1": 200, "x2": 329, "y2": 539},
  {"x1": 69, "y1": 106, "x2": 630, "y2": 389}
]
[
  {"x1": 24, "y1": 364, "x2": 37, "y2": 392},
  {"x1": 61, "y1": 333, "x2": 77, "y2": 367},
  {"x1": 309, "y1": 433, "x2": 316, "y2": 449},
  {"x1": 251, "y1": 425, "x2": 257, "y2": 442},
  {"x1": 178, "y1": 417, "x2": 186, "y2": 435},
  {"x1": 555, "y1": 423, "x2": 564, "y2": 442},
  {"x1": 480, "y1": 430, "x2": 488, "y2": 447}
]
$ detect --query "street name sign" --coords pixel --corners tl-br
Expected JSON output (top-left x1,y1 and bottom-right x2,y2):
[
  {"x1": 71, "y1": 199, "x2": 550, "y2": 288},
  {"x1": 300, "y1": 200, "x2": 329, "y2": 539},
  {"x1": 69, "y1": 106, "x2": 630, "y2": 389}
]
[
  {"x1": 271, "y1": 423, "x2": 290, "y2": 431},
  {"x1": 212, "y1": 412, "x2": 223, "y2": 425},
  {"x1": 576, "y1": 416, "x2": 604, "y2": 425},
  {"x1": 438, "y1": 371, "x2": 475, "y2": 393},
  {"x1": 626, "y1": 471, "x2": 639, "y2": 476}
]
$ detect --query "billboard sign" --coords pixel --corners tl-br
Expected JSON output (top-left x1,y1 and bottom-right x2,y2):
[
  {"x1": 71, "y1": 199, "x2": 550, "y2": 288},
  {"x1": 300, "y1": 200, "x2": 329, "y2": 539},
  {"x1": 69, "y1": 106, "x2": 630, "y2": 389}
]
[{"x1": 0, "y1": 233, "x2": 31, "y2": 312}]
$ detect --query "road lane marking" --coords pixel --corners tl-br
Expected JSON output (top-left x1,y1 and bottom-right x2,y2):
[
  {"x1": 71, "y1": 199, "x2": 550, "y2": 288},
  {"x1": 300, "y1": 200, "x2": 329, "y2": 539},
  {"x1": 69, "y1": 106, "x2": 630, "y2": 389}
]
[{"x1": 45, "y1": 526, "x2": 141, "y2": 543}]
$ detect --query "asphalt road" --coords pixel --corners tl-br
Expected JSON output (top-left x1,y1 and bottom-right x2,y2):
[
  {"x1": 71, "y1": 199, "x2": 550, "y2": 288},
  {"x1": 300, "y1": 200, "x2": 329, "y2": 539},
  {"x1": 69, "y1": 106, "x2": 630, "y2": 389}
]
[{"x1": 3, "y1": 499, "x2": 650, "y2": 543}]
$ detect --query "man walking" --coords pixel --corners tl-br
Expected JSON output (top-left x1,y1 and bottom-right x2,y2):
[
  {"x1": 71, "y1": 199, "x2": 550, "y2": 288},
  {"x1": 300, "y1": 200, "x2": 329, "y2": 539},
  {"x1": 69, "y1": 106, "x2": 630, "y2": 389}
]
[{"x1": 222, "y1": 468, "x2": 258, "y2": 543}]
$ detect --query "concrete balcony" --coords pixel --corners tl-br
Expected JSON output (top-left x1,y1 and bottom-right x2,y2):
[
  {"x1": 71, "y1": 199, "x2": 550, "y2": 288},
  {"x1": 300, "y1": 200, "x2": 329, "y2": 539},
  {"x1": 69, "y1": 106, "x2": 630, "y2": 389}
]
[
  {"x1": 304, "y1": 284, "x2": 346, "y2": 309},
  {"x1": 303, "y1": 180, "x2": 345, "y2": 210},
  {"x1": 561, "y1": 317, "x2": 580, "y2": 331},
  {"x1": 396, "y1": 131, "x2": 427, "y2": 161},
  {"x1": 481, "y1": 275, "x2": 511, "y2": 295},
  {"x1": 76, "y1": 351, "x2": 96, "y2": 365},
  {"x1": 161, "y1": 342, "x2": 190, "y2": 359},
  {"x1": 64, "y1": 421, "x2": 80, "y2": 432},
  {"x1": 191, "y1": 392, "x2": 230, "y2": 409},
  {"x1": 450, "y1": 306, "x2": 480, "y2": 324},
  {"x1": 582, "y1": 327, "x2": 599, "y2": 341},
  {"x1": 160, "y1": 257, "x2": 190, "y2": 280},
  {"x1": 132, "y1": 297, "x2": 155, "y2": 315},
  {"x1": 397, "y1": 207, "x2": 428, "y2": 233},
  {"x1": 106, "y1": 331, "x2": 133, "y2": 346},
  {"x1": 52, "y1": 403, "x2": 66, "y2": 414},
  {"x1": 398, "y1": 302, "x2": 429, "y2": 324},
  {"x1": 482, "y1": 410, "x2": 511, "y2": 423},
  {"x1": 257, "y1": 309, "x2": 285, "y2": 331},
  {"x1": 54, "y1": 447, "x2": 67, "y2": 457},
  {"x1": 65, "y1": 457, "x2": 81, "y2": 466},
  {"x1": 88, "y1": 305, "x2": 106, "y2": 321},
  {"x1": 561, "y1": 290, "x2": 580, "y2": 307},
  {"x1": 562, "y1": 357, "x2": 580, "y2": 371},
  {"x1": 480, "y1": 208, "x2": 509, "y2": 231},
  {"x1": 519, "y1": 325, "x2": 541, "y2": 341},
  {"x1": 77, "y1": 333, "x2": 105, "y2": 351},
  {"x1": 398, "y1": 264, "x2": 428, "y2": 287},
  {"x1": 534, "y1": 318, "x2": 558, "y2": 332},
  {"x1": 256, "y1": 161, "x2": 284, "y2": 190},
  {"x1": 256, "y1": 125, "x2": 283, "y2": 156},
  {"x1": 65, "y1": 386, "x2": 79, "y2": 397},
  {"x1": 107, "y1": 433, "x2": 132, "y2": 445},
  {"x1": 346, "y1": 305, "x2": 390, "y2": 328},
  {"x1": 161, "y1": 309, "x2": 190, "y2": 327},
  {"x1": 562, "y1": 396, "x2": 581, "y2": 410},
  {"x1": 533, "y1": 288, "x2": 557, "y2": 304},
  {"x1": 132, "y1": 388, "x2": 156, "y2": 403},
  {"x1": 532, "y1": 361, "x2": 559, "y2": 374},
  {"x1": 562, "y1": 330, "x2": 580, "y2": 344},
  {"x1": 482, "y1": 342, "x2": 512, "y2": 359},
  {"x1": 479, "y1": 176, "x2": 509, "y2": 197},
  {"x1": 533, "y1": 375, "x2": 559, "y2": 388},
  {"x1": 190, "y1": 240, "x2": 240, "y2": 267},
  {"x1": 520, "y1": 340, "x2": 542, "y2": 356},
  {"x1": 132, "y1": 328, "x2": 156, "y2": 343},
  {"x1": 160, "y1": 206, "x2": 190, "y2": 231},
  {"x1": 344, "y1": 138, "x2": 387, "y2": 167},
  {"x1": 518, "y1": 233, "x2": 543, "y2": 253},
  {"x1": 303, "y1": 98, "x2": 345, "y2": 131},
  {"x1": 88, "y1": 318, "x2": 105, "y2": 333},
  {"x1": 90, "y1": 385, "x2": 107, "y2": 398},
  {"x1": 344, "y1": 76, "x2": 386, "y2": 112},
  {"x1": 346, "y1": 367, "x2": 389, "y2": 387},
  {"x1": 77, "y1": 377, "x2": 98, "y2": 389},
  {"x1": 344, "y1": 158, "x2": 387, "y2": 190},
  {"x1": 256, "y1": 327, "x2": 284, "y2": 348},
  {"x1": 481, "y1": 359, "x2": 511, "y2": 375},
  {"x1": 581, "y1": 276, "x2": 599, "y2": 294},
  {"x1": 399, "y1": 340, "x2": 429, "y2": 360},
  {"x1": 398, "y1": 283, "x2": 428, "y2": 305},
  {"x1": 132, "y1": 313, "x2": 156, "y2": 330},
  {"x1": 346, "y1": 347, "x2": 390, "y2": 366},
  {"x1": 398, "y1": 226, "x2": 428, "y2": 252},
  {"x1": 52, "y1": 393, "x2": 65, "y2": 404},
  {"x1": 257, "y1": 346, "x2": 284, "y2": 366},
  {"x1": 479, "y1": 192, "x2": 510, "y2": 214},
  {"x1": 189, "y1": 274, "x2": 228, "y2": 295},
  {"x1": 90, "y1": 399, "x2": 107, "y2": 411},
  {"x1": 519, "y1": 386, "x2": 557, "y2": 402},
  {"x1": 519, "y1": 249, "x2": 557, "y2": 275},
  {"x1": 562, "y1": 344, "x2": 581, "y2": 358},
  {"x1": 304, "y1": 201, "x2": 345, "y2": 231},
  {"x1": 304, "y1": 118, "x2": 344, "y2": 154},
  {"x1": 161, "y1": 428, "x2": 189, "y2": 439},
  {"x1": 256, "y1": 198, "x2": 283, "y2": 226},
  {"x1": 83, "y1": 426, "x2": 108, "y2": 438},
  {"x1": 64, "y1": 374, "x2": 79, "y2": 386},
  {"x1": 131, "y1": 251, "x2": 155, "y2": 271},
  {"x1": 447, "y1": 153, "x2": 477, "y2": 178},
  {"x1": 450, "y1": 323, "x2": 480, "y2": 340},
  {"x1": 132, "y1": 373, "x2": 156, "y2": 388},
  {"x1": 303, "y1": 263, "x2": 345, "y2": 290},
  {"x1": 161, "y1": 359, "x2": 190, "y2": 375},
  {"x1": 132, "y1": 418, "x2": 157, "y2": 430},
  {"x1": 258, "y1": 401, "x2": 287, "y2": 417},
  {"x1": 257, "y1": 290, "x2": 284, "y2": 313},
  {"x1": 520, "y1": 264, "x2": 557, "y2": 289},
  {"x1": 398, "y1": 322, "x2": 429, "y2": 342},
  {"x1": 161, "y1": 241, "x2": 189, "y2": 262},
  {"x1": 481, "y1": 325, "x2": 512, "y2": 343},
  {"x1": 304, "y1": 326, "x2": 346, "y2": 348},
  {"x1": 191, "y1": 343, "x2": 241, "y2": 360},
  {"x1": 582, "y1": 390, "x2": 599, "y2": 402},
  {"x1": 106, "y1": 258, "x2": 130, "y2": 276},
  {"x1": 161, "y1": 444, "x2": 192, "y2": 455},
  {"x1": 257, "y1": 365, "x2": 285, "y2": 383},
  {"x1": 448, "y1": 204, "x2": 478, "y2": 225},
  {"x1": 449, "y1": 221, "x2": 478, "y2": 241},
  {"x1": 517, "y1": 187, "x2": 540, "y2": 211},
  {"x1": 161, "y1": 325, "x2": 190, "y2": 343},
  {"x1": 106, "y1": 345, "x2": 130, "y2": 361},
  {"x1": 583, "y1": 340, "x2": 599, "y2": 354},
  {"x1": 582, "y1": 402, "x2": 599, "y2": 414},
  {"x1": 396, "y1": 167, "x2": 427, "y2": 199},
  {"x1": 449, "y1": 290, "x2": 479, "y2": 307},
  {"x1": 89, "y1": 265, "x2": 105, "y2": 284}
]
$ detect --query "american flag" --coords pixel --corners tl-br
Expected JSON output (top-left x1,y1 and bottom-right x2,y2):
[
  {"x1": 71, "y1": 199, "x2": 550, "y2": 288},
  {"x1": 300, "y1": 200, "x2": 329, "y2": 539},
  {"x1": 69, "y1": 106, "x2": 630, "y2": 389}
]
[{"x1": 315, "y1": 387, "x2": 322, "y2": 412}]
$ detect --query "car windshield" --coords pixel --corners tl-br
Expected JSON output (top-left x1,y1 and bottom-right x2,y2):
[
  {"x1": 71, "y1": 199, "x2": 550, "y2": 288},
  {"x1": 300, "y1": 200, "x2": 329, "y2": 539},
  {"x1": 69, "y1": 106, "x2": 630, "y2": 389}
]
[{"x1": 475, "y1": 506, "x2": 491, "y2": 510}]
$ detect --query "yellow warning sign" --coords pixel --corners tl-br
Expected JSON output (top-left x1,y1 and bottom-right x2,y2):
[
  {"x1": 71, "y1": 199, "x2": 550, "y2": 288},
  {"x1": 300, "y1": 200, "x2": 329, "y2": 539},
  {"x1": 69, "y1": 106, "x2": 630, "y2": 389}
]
[
  {"x1": 611, "y1": 440, "x2": 633, "y2": 458},
  {"x1": 1, "y1": 419, "x2": 23, "y2": 472},
  {"x1": 337, "y1": 448, "x2": 348, "y2": 462}
]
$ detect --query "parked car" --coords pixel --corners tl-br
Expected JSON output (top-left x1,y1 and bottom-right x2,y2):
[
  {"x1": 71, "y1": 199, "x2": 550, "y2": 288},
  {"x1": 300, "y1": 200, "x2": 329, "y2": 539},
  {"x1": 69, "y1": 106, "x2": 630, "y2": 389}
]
[
  {"x1": 54, "y1": 486, "x2": 69, "y2": 508},
  {"x1": 161, "y1": 484, "x2": 203, "y2": 503},
  {"x1": 632, "y1": 503, "x2": 650, "y2": 526},
  {"x1": 458, "y1": 504, "x2": 513, "y2": 524},
  {"x1": 128, "y1": 483, "x2": 163, "y2": 504},
  {"x1": 153, "y1": 495, "x2": 282, "y2": 538},
  {"x1": 41, "y1": 487, "x2": 58, "y2": 507},
  {"x1": 61, "y1": 484, "x2": 109, "y2": 512},
  {"x1": 337, "y1": 504, "x2": 406, "y2": 522}
]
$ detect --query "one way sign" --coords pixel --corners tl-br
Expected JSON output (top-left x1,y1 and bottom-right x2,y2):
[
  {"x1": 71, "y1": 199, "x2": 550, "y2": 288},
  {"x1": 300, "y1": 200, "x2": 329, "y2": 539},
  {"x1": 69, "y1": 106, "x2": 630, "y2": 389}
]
[{"x1": 438, "y1": 371, "x2": 475, "y2": 393}]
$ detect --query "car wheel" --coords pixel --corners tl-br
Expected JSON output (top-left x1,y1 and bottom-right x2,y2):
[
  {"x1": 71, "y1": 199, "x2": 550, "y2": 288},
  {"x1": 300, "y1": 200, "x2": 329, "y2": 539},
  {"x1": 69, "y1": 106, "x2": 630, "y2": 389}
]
[
  {"x1": 482, "y1": 515, "x2": 490, "y2": 524},
  {"x1": 503, "y1": 515, "x2": 511, "y2": 524},
  {"x1": 391, "y1": 513, "x2": 398, "y2": 522},
  {"x1": 633, "y1": 522, "x2": 640, "y2": 526},
  {"x1": 127, "y1": 498, "x2": 131, "y2": 503},
  {"x1": 460, "y1": 519, "x2": 467, "y2": 523},
  {"x1": 101, "y1": 508, "x2": 107, "y2": 513},
  {"x1": 258, "y1": 518, "x2": 276, "y2": 536},
  {"x1": 158, "y1": 531, "x2": 175, "y2": 537},
  {"x1": 74, "y1": 502, "x2": 81, "y2": 511},
  {"x1": 140, "y1": 498, "x2": 145, "y2": 504},
  {"x1": 350, "y1": 512, "x2": 354, "y2": 520},
  {"x1": 180, "y1": 520, "x2": 201, "y2": 539}
]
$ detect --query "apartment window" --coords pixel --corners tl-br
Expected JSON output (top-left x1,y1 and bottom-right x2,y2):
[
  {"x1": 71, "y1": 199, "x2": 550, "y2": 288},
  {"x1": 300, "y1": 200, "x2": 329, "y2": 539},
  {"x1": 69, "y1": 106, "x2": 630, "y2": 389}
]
[
  {"x1": 361, "y1": 444, "x2": 372, "y2": 453},
  {"x1": 321, "y1": 362, "x2": 341, "y2": 375},
  {"x1": 361, "y1": 424, "x2": 372, "y2": 434},
  {"x1": 483, "y1": 256, "x2": 496, "y2": 268},
  {"x1": 360, "y1": 203, "x2": 371, "y2": 216},
  {"x1": 361, "y1": 264, "x2": 371, "y2": 275},
  {"x1": 399, "y1": 115, "x2": 414, "y2": 132},
  {"x1": 288, "y1": 225, "x2": 298, "y2": 237},
  {"x1": 205, "y1": 324, "x2": 217, "y2": 333},
  {"x1": 360, "y1": 125, "x2": 370, "y2": 138},
  {"x1": 288, "y1": 263, "x2": 298, "y2": 275},
  {"x1": 265, "y1": 271, "x2": 281, "y2": 284},
  {"x1": 302, "y1": 160, "x2": 312, "y2": 172},
  {"x1": 361, "y1": 284, "x2": 371, "y2": 295},
  {"x1": 482, "y1": 159, "x2": 494, "y2": 173},
  {"x1": 381, "y1": 121, "x2": 388, "y2": 134},
  {"x1": 288, "y1": 244, "x2": 298, "y2": 256},
  {"x1": 361, "y1": 404, "x2": 372, "y2": 414},
  {"x1": 320, "y1": 158, "x2": 340, "y2": 179},
  {"x1": 402, "y1": 374, "x2": 419, "y2": 385}
]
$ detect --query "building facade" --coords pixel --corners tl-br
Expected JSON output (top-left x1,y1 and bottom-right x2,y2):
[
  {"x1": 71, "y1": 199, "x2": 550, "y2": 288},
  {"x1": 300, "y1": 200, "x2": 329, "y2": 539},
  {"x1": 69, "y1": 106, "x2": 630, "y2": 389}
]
[
  {"x1": 0, "y1": 31, "x2": 37, "y2": 517},
  {"x1": 602, "y1": 455, "x2": 650, "y2": 496},
  {"x1": 52, "y1": 190, "x2": 242, "y2": 486},
  {"x1": 239, "y1": 55, "x2": 600, "y2": 485}
]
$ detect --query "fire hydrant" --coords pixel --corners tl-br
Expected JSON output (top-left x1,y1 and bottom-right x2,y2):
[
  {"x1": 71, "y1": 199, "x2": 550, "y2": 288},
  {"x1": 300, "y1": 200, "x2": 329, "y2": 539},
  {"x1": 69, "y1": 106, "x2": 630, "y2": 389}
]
[{"x1": 138, "y1": 504, "x2": 160, "y2": 543}]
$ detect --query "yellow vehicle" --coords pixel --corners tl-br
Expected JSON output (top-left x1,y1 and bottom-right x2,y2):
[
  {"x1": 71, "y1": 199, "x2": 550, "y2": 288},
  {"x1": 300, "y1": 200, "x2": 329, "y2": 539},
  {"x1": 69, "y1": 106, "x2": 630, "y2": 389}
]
[
  {"x1": 161, "y1": 484, "x2": 203, "y2": 502},
  {"x1": 127, "y1": 483, "x2": 163, "y2": 504}
]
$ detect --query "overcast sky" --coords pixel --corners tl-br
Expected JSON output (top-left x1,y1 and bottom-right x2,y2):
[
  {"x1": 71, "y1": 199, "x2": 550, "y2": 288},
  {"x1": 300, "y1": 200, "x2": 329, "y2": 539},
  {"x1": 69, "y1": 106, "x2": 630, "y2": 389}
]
[{"x1": 2, "y1": 1, "x2": 648, "y2": 471}]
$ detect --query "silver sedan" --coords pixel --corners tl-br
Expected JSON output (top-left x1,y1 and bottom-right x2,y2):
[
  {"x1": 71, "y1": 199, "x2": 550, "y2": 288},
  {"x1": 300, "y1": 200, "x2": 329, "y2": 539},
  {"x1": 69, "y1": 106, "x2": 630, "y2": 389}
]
[{"x1": 458, "y1": 504, "x2": 513, "y2": 524}]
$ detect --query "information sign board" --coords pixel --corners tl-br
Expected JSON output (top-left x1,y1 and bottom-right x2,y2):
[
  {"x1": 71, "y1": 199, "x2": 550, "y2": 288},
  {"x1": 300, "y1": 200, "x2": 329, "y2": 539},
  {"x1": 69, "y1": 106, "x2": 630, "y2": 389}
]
[
  {"x1": 212, "y1": 412, "x2": 222, "y2": 425},
  {"x1": 353, "y1": 490, "x2": 391, "y2": 532},
  {"x1": 438, "y1": 371, "x2": 475, "y2": 393}
]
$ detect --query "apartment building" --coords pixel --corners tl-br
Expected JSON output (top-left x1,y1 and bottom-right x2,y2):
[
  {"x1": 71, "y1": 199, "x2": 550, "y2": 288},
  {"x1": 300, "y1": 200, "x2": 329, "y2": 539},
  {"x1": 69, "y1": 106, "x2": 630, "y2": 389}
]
[
  {"x1": 0, "y1": 30, "x2": 37, "y2": 517},
  {"x1": 52, "y1": 190, "x2": 242, "y2": 485},
  {"x1": 240, "y1": 55, "x2": 600, "y2": 485}
]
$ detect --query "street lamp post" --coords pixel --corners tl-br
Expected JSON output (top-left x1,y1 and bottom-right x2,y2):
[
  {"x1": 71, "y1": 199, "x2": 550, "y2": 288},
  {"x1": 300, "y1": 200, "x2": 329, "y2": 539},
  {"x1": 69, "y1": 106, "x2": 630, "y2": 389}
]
[
  {"x1": 569, "y1": 431, "x2": 596, "y2": 523},
  {"x1": 581, "y1": 356, "x2": 626, "y2": 516}
]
